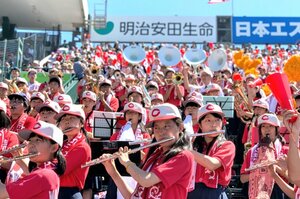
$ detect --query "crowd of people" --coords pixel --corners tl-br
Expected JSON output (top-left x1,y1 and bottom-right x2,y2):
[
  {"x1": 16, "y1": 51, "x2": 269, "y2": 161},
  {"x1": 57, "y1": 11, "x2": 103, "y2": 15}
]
[{"x1": 0, "y1": 41, "x2": 299, "y2": 199}]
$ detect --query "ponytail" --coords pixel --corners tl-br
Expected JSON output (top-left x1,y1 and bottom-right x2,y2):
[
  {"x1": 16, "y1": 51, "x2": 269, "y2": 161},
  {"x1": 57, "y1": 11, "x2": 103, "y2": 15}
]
[{"x1": 54, "y1": 149, "x2": 66, "y2": 176}]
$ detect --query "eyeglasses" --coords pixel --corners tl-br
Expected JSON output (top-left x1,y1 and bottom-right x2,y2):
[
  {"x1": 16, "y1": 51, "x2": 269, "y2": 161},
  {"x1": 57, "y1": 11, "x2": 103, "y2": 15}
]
[{"x1": 10, "y1": 99, "x2": 23, "y2": 104}]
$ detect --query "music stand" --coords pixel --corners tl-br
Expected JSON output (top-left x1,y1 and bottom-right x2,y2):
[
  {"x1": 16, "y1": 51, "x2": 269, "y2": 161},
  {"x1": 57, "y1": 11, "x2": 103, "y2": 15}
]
[
  {"x1": 89, "y1": 140, "x2": 141, "y2": 191},
  {"x1": 93, "y1": 111, "x2": 126, "y2": 139},
  {"x1": 203, "y1": 96, "x2": 234, "y2": 118}
]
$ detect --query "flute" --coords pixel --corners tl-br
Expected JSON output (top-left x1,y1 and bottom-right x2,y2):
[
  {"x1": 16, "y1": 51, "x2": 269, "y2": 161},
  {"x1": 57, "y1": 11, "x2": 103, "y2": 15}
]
[
  {"x1": 129, "y1": 139, "x2": 153, "y2": 145},
  {"x1": 245, "y1": 160, "x2": 277, "y2": 172},
  {"x1": 0, "y1": 143, "x2": 28, "y2": 156},
  {"x1": 0, "y1": 152, "x2": 40, "y2": 163},
  {"x1": 188, "y1": 130, "x2": 225, "y2": 137},
  {"x1": 81, "y1": 137, "x2": 175, "y2": 168}
]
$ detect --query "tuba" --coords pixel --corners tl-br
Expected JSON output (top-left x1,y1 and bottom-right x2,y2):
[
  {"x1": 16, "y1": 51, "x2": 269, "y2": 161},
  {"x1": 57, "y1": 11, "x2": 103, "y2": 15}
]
[
  {"x1": 207, "y1": 49, "x2": 227, "y2": 72},
  {"x1": 123, "y1": 45, "x2": 146, "y2": 64},
  {"x1": 183, "y1": 48, "x2": 207, "y2": 66},
  {"x1": 158, "y1": 45, "x2": 181, "y2": 67}
]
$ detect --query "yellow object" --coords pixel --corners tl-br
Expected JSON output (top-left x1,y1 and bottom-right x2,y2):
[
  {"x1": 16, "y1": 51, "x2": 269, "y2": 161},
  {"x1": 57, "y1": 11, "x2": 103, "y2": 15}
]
[{"x1": 284, "y1": 55, "x2": 300, "y2": 82}]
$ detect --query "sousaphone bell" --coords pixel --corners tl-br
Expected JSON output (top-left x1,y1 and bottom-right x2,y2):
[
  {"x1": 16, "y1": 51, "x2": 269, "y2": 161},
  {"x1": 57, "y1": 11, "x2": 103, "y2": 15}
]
[
  {"x1": 158, "y1": 45, "x2": 181, "y2": 67},
  {"x1": 123, "y1": 45, "x2": 146, "y2": 64},
  {"x1": 207, "y1": 49, "x2": 227, "y2": 72},
  {"x1": 183, "y1": 49, "x2": 207, "y2": 66}
]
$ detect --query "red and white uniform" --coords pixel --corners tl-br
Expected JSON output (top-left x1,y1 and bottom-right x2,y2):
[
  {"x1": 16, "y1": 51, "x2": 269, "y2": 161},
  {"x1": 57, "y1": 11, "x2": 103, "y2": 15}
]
[
  {"x1": 60, "y1": 133, "x2": 91, "y2": 190},
  {"x1": 159, "y1": 85, "x2": 185, "y2": 107},
  {"x1": 96, "y1": 94, "x2": 119, "y2": 112},
  {"x1": 6, "y1": 165, "x2": 60, "y2": 199},
  {"x1": 84, "y1": 111, "x2": 94, "y2": 133},
  {"x1": 195, "y1": 141, "x2": 235, "y2": 188},
  {"x1": 10, "y1": 113, "x2": 36, "y2": 133},
  {"x1": 131, "y1": 148, "x2": 194, "y2": 199}
]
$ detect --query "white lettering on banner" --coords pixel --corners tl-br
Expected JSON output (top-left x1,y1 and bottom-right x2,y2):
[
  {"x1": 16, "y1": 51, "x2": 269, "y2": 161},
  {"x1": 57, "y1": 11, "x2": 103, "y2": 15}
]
[
  {"x1": 252, "y1": 21, "x2": 270, "y2": 37},
  {"x1": 235, "y1": 19, "x2": 300, "y2": 38},
  {"x1": 236, "y1": 22, "x2": 251, "y2": 37},
  {"x1": 289, "y1": 22, "x2": 300, "y2": 37},
  {"x1": 271, "y1": 22, "x2": 287, "y2": 36}
]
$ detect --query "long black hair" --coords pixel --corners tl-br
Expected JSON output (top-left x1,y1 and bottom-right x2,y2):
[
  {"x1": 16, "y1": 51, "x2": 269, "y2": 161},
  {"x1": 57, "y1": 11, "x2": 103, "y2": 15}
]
[
  {"x1": 28, "y1": 134, "x2": 66, "y2": 176},
  {"x1": 142, "y1": 118, "x2": 190, "y2": 166},
  {"x1": 258, "y1": 124, "x2": 285, "y2": 147},
  {"x1": 193, "y1": 113, "x2": 226, "y2": 154}
]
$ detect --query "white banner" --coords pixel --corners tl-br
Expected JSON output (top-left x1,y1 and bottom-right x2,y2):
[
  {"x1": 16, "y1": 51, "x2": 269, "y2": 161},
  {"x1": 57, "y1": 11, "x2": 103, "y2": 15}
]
[{"x1": 90, "y1": 16, "x2": 217, "y2": 43}]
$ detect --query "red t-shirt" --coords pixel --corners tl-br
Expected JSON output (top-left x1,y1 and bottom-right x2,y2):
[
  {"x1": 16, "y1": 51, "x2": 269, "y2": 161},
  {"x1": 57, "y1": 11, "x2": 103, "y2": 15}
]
[
  {"x1": 97, "y1": 97, "x2": 119, "y2": 112},
  {"x1": 195, "y1": 141, "x2": 236, "y2": 188},
  {"x1": 160, "y1": 85, "x2": 184, "y2": 107},
  {"x1": 6, "y1": 168, "x2": 59, "y2": 199},
  {"x1": 132, "y1": 150, "x2": 194, "y2": 199},
  {"x1": 60, "y1": 138, "x2": 91, "y2": 190},
  {"x1": 10, "y1": 114, "x2": 36, "y2": 133},
  {"x1": 2, "y1": 130, "x2": 19, "y2": 159}
]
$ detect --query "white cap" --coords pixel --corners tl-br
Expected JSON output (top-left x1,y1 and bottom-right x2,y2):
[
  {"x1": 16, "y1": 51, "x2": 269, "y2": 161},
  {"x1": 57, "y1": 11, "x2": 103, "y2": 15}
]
[
  {"x1": 200, "y1": 67, "x2": 213, "y2": 78},
  {"x1": 55, "y1": 104, "x2": 85, "y2": 121},
  {"x1": 183, "y1": 95, "x2": 203, "y2": 107},
  {"x1": 151, "y1": 93, "x2": 164, "y2": 102},
  {"x1": 53, "y1": 94, "x2": 73, "y2": 105},
  {"x1": 245, "y1": 74, "x2": 256, "y2": 81},
  {"x1": 0, "y1": 82, "x2": 8, "y2": 90},
  {"x1": 16, "y1": 77, "x2": 28, "y2": 86},
  {"x1": 146, "y1": 81, "x2": 159, "y2": 90},
  {"x1": 197, "y1": 103, "x2": 224, "y2": 121},
  {"x1": 253, "y1": 98, "x2": 269, "y2": 110},
  {"x1": 19, "y1": 121, "x2": 64, "y2": 147},
  {"x1": 0, "y1": 100, "x2": 7, "y2": 114},
  {"x1": 27, "y1": 68, "x2": 37, "y2": 75},
  {"x1": 258, "y1": 113, "x2": 280, "y2": 127},
  {"x1": 165, "y1": 67, "x2": 176, "y2": 74},
  {"x1": 124, "y1": 102, "x2": 144, "y2": 114},
  {"x1": 205, "y1": 83, "x2": 222, "y2": 94},
  {"x1": 36, "y1": 100, "x2": 61, "y2": 113},
  {"x1": 99, "y1": 79, "x2": 112, "y2": 87},
  {"x1": 125, "y1": 74, "x2": 135, "y2": 81},
  {"x1": 31, "y1": 92, "x2": 45, "y2": 102},
  {"x1": 146, "y1": 103, "x2": 181, "y2": 128},
  {"x1": 82, "y1": 91, "x2": 97, "y2": 102},
  {"x1": 127, "y1": 86, "x2": 143, "y2": 97}
]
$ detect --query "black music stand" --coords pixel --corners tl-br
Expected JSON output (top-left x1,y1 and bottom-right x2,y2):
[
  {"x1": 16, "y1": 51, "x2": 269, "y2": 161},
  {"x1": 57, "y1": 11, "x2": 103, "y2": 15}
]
[
  {"x1": 93, "y1": 111, "x2": 126, "y2": 140},
  {"x1": 89, "y1": 140, "x2": 141, "y2": 192}
]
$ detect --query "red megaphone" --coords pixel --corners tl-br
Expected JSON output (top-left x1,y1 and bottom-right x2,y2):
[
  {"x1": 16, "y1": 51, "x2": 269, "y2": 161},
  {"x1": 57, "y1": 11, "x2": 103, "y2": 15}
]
[
  {"x1": 266, "y1": 72, "x2": 297, "y2": 122},
  {"x1": 248, "y1": 78, "x2": 263, "y2": 88}
]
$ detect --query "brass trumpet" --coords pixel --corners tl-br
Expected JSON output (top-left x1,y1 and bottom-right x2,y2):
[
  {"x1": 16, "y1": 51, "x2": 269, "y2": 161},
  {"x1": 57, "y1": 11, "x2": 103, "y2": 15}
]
[
  {"x1": 172, "y1": 72, "x2": 184, "y2": 85},
  {"x1": 81, "y1": 137, "x2": 175, "y2": 168}
]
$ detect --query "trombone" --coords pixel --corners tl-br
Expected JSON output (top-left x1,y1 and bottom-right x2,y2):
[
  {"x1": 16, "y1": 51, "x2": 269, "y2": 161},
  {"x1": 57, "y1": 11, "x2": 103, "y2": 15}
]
[{"x1": 81, "y1": 137, "x2": 175, "y2": 168}]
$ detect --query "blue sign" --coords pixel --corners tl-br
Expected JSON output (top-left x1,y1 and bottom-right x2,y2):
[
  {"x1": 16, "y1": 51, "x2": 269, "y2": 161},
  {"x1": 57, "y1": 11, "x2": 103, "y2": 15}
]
[{"x1": 232, "y1": 17, "x2": 300, "y2": 44}]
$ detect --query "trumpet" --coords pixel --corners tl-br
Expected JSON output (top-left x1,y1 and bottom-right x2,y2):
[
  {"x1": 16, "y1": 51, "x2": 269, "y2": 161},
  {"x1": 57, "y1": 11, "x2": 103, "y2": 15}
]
[
  {"x1": 245, "y1": 160, "x2": 277, "y2": 172},
  {"x1": 188, "y1": 130, "x2": 225, "y2": 137},
  {"x1": 172, "y1": 72, "x2": 184, "y2": 85},
  {"x1": 81, "y1": 137, "x2": 175, "y2": 168},
  {"x1": 0, "y1": 152, "x2": 40, "y2": 163},
  {"x1": 0, "y1": 142, "x2": 28, "y2": 156}
]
